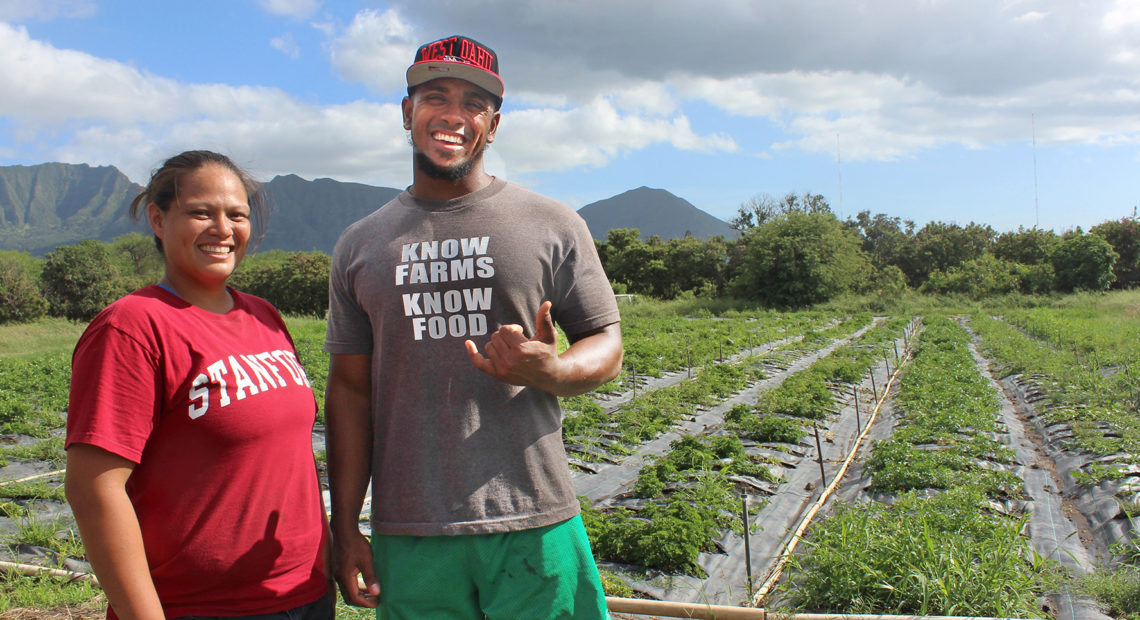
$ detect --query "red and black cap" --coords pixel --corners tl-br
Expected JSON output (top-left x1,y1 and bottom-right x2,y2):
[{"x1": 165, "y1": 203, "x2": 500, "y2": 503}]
[{"x1": 406, "y1": 35, "x2": 504, "y2": 99}]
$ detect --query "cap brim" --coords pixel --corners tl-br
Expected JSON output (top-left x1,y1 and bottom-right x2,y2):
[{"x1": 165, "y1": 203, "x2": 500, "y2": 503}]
[{"x1": 407, "y1": 61, "x2": 504, "y2": 98}]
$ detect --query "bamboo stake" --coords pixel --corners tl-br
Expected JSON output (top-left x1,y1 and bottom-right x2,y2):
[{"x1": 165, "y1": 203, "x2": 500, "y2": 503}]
[{"x1": 0, "y1": 560, "x2": 99, "y2": 586}]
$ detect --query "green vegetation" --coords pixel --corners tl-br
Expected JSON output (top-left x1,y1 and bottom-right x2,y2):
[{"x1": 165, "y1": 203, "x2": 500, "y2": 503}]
[
  {"x1": 0, "y1": 353, "x2": 71, "y2": 436},
  {"x1": 563, "y1": 355, "x2": 763, "y2": 460},
  {"x1": 0, "y1": 573, "x2": 102, "y2": 613},
  {"x1": 866, "y1": 317, "x2": 1020, "y2": 496},
  {"x1": 779, "y1": 487, "x2": 1050, "y2": 616},
  {"x1": 727, "y1": 315, "x2": 902, "y2": 442},
  {"x1": 779, "y1": 317, "x2": 1052, "y2": 615}
]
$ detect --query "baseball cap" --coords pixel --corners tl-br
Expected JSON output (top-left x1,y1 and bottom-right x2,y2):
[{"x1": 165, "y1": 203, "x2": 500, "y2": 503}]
[{"x1": 406, "y1": 35, "x2": 504, "y2": 99}]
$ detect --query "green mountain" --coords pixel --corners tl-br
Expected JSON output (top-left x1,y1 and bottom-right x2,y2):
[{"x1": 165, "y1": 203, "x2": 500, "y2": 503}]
[
  {"x1": 577, "y1": 186, "x2": 738, "y2": 241},
  {"x1": 259, "y1": 174, "x2": 400, "y2": 253},
  {"x1": 0, "y1": 163, "x2": 144, "y2": 255},
  {"x1": 0, "y1": 163, "x2": 734, "y2": 256}
]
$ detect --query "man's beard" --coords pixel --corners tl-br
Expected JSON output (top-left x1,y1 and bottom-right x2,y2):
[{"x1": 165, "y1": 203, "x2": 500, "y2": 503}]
[{"x1": 411, "y1": 135, "x2": 487, "y2": 182}]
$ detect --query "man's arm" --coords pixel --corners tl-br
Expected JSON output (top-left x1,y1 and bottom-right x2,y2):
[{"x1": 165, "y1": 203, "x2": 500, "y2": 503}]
[
  {"x1": 465, "y1": 300, "x2": 623, "y2": 397},
  {"x1": 65, "y1": 444, "x2": 165, "y2": 620},
  {"x1": 324, "y1": 353, "x2": 380, "y2": 608}
]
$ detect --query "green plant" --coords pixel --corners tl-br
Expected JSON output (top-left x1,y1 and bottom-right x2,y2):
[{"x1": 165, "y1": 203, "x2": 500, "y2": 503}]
[
  {"x1": 779, "y1": 488, "x2": 1049, "y2": 616},
  {"x1": 1076, "y1": 566, "x2": 1140, "y2": 618},
  {"x1": 599, "y1": 570, "x2": 634, "y2": 597}
]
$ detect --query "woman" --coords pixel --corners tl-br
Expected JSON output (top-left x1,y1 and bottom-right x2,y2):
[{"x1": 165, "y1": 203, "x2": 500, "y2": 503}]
[{"x1": 65, "y1": 150, "x2": 333, "y2": 620}]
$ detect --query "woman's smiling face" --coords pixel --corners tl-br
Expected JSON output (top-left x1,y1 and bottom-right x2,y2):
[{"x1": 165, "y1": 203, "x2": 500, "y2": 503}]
[{"x1": 148, "y1": 162, "x2": 251, "y2": 296}]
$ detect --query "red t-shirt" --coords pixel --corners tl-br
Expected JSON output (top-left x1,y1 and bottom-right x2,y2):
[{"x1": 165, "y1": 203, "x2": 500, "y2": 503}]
[{"x1": 66, "y1": 286, "x2": 328, "y2": 618}]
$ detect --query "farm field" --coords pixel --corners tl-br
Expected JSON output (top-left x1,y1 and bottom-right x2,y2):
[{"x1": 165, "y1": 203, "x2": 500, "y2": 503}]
[{"x1": 1, "y1": 291, "x2": 1139, "y2": 618}]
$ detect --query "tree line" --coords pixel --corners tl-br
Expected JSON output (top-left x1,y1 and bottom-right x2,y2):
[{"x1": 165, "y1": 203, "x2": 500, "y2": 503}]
[
  {"x1": 601, "y1": 193, "x2": 1137, "y2": 306},
  {"x1": 0, "y1": 233, "x2": 330, "y2": 323},
  {"x1": 1, "y1": 194, "x2": 1136, "y2": 324}
]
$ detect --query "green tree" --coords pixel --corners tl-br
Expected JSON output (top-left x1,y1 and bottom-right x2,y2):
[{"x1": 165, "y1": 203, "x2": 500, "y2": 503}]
[
  {"x1": 41, "y1": 240, "x2": 123, "y2": 320},
  {"x1": 993, "y1": 226, "x2": 1060, "y2": 266},
  {"x1": 598, "y1": 228, "x2": 668, "y2": 296},
  {"x1": 848, "y1": 211, "x2": 915, "y2": 273},
  {"x1": 731, "y1": 210, "x2": 869, "y2": 307},
  {"x1": 1089, "y1": 215, "x2": 1140, "y2": 288},
  {"x1": 111, "y1": 232, "x2": 165, "y2": 291},
  {"x1": 0, "y1": 251, "x2": 48, "y2": 323},
  {"x1": 902, "y1": 221, "x2": 995, "y2": 287},
  {"x1": 732, "y1": 192, "x2": 831, "y2": 231},
  {"x1": 1050, "y1": 232, "x2": 1118, "y2": 292},
  {"x1": 661, "y1": 234, "x2": 729, "y2": 298}
]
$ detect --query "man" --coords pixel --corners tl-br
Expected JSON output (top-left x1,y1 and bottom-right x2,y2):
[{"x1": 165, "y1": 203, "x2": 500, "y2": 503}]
[{"x1": 324, "y1": 35, "x2": 622, "y2": 619}]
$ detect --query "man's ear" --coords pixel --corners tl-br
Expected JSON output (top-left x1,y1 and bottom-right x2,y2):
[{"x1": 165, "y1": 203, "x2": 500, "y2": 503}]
[
  {"x1": 402, "y1": 97, "x2": 412, "y2": 130},
  {"x1": 486, "y1": 110, "x2": 501, "y2": 144}
]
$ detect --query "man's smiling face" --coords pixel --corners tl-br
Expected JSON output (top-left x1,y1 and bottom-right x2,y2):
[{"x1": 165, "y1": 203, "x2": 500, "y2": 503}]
[{"x1": 403, "y1": 77, "x2": 501, "y2": 182}]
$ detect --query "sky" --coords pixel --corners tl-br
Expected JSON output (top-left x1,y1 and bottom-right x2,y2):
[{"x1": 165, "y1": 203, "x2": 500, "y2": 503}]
[{"x1": 1, "y1": 0, "x2": 1138, "y2": 234}]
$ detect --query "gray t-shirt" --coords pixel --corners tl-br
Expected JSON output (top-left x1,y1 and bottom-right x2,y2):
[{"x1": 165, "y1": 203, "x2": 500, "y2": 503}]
[{"x1": 325, "y1": 178, "x2": 620, "y2": 536}]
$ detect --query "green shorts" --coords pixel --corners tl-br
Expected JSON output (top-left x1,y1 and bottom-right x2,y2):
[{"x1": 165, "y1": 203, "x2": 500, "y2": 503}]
[{"x1": 371, "y1": 515, "x2": 609, "y2": 619}]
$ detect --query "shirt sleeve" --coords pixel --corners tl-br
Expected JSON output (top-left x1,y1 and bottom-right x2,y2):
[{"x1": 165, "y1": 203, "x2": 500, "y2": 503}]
[
  {"x1": 551, "y1": 213, "x2": 621, "y2": 337},
  {"x1": 324, "y1": 233, "x2": 374, "y2": 355},
  {"x1": 66, "y1": 322, "x2": 162, "y2": 464}
]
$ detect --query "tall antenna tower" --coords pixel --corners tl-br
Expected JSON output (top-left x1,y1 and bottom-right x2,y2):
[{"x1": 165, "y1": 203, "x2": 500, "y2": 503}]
[
  {"x1": 836, "y1": 133, "x2": 844, "y2": 220},
  {"x1": 1032, "y1": 114, "x2": 1039, "y2": 229}
]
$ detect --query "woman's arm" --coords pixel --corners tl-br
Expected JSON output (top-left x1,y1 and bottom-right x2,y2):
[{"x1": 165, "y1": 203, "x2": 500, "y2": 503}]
[{"x1": 65, "y1": 443, "x2": 166, "y2": 620}]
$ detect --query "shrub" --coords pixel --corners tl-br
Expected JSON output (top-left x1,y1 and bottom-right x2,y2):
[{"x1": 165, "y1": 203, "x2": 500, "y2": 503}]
[
  {"x1": 41, "y1": 240, "x2": 123, "y2": 320},
  {"x1": 0, "y1": 251, "x2": 48, "y2": 323}
]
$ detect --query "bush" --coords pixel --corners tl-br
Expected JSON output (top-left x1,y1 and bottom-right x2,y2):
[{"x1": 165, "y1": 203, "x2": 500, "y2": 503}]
[
  {"x1": 1051, "y1": 232, "x2": 1118, "y2": 292},
  {"x1": 0, "y1": 251, "x2": 48, "y2": 324},
  {"x1": 231, "y1": 251, "x2": 330, "y2": 317},
  {"x1": 40, "y1": 240, "x2": 123, "y2": 321},
  {"x1": 919, "y1": 254, "x2": 1020, "y2": 299}
]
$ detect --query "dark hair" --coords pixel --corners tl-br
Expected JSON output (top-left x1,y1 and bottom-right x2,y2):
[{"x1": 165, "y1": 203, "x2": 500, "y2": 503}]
[{"x1": 129, "y1": 150, "x2": 267, "y2": 252}]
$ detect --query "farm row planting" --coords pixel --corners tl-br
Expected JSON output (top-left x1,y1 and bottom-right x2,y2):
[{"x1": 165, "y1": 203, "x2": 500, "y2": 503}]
[
  {"x1": 560, "y1": 313, "x2": 857, "y2": 463},
  {"x1": 778, "y1": 317, "x2": 1051, "y2": 616},
  {"x1": 579, "y1": 313, "x2": 909, "y2": 588},
  {"x1": 969, "y1": 313, "x2": 1138, "y2": 479},
  {"x1": 969, "y1": 307, "x2": 1140, "y2": 616}
]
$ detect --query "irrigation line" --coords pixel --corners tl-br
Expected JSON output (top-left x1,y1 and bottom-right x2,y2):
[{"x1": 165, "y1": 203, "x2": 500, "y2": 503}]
[
  {"x1": 750, "y1": 341, "x2": 910, "y2": 608},
  {"x1": 0, "y1": 468, "x2": 66, "y2": 487}
]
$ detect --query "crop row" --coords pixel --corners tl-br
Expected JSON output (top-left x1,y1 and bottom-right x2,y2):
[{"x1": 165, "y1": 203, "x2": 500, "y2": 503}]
[
  {"x1": 780, "y1": 316, "x2": 1049, "y2": 616},
  {"x1": 969, "y1": 313, "x2": 1138, "y2": 472},
  {"x1": 1001, "y1": 305, "x2": 1140, "y2": 368},
  {"x1": 580, "y1": 314, "x2": 908, "y2": 581},
  {"x1": 615, "y1": 311, "x2": 834, "y2": 384},
  {"x1": 727, "y1": 315, "x2": 900, "y2": 442}
]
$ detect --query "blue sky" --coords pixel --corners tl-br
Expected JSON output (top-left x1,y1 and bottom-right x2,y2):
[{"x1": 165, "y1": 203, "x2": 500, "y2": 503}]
[{"x1": 1, "y1": 0, "x2": 1138, "y2": 234}]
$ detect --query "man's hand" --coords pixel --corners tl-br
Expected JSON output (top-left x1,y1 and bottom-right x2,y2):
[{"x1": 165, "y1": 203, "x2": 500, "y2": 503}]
[
  {"x1": 333, "y1": 529, "x2": 380, "y2": 608},
  {"x1": 465, "y1": 301, "x2": 561, "y2": 391}
]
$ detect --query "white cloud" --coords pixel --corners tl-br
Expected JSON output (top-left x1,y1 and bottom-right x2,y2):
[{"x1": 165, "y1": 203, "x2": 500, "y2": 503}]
[
  {"x1": 271, "y1": 33, "x2": 301, "y2": 59},
  {"x1": 257, "y1": 0, "x2": 321, "y2": 19},
  {"x1": 0, "y1": 22, "x2": 410, "y2": 186},
  {"x1": 495, "y1": 98, "x2": 736, "y2": 174},
  {"x1": 328, "y1": 8, "x2": 417, "y2": 95},
  {"x1": 1015, "y1": 10, "x2": 1049, "y2": 22},
  {"x1": 0, "y1": 0, "x2": 93, "y2": 21},
  {"x1": 1104, "y1": 0, "x2": 1140, "y2": 30}
]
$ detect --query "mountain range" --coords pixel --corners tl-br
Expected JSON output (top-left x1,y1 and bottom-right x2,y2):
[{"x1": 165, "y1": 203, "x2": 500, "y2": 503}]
[{"x1": 0, "y1": 163, "x2": 736, "y2": 256}]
